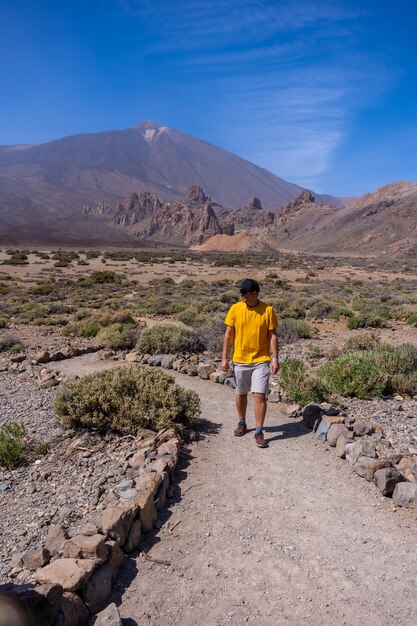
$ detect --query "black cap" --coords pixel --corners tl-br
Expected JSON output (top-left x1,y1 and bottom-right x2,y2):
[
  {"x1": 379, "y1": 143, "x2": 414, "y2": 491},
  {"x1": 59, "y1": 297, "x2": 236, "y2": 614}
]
[{"x1": 240, "y1": 278, "x2": 260, "y2": 294}]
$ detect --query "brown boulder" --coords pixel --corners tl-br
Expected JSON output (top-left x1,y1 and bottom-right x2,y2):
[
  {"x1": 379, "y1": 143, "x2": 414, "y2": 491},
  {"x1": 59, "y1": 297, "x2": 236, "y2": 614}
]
[
  {"x1": 33, "y1": 559, "x2": 92, "y2": 591},
  {"x1": 60, "y1": 592, "x2": 89, "y2": 626},
  {"x1": 63, "y1": 535, "x2": 108, "y2": 563},
  {"x1": 81, "y1": 561, "x2": 113, "y2": 614},
  {"x1": 99, "y1": 506, "x2": 137, "y2": 546}
]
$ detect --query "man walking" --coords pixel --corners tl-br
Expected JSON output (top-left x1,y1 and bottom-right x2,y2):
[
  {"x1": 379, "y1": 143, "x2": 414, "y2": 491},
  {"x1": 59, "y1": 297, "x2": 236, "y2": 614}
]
[{"x1": 221, "y1": 279, "x2": 279, "y2": 448}]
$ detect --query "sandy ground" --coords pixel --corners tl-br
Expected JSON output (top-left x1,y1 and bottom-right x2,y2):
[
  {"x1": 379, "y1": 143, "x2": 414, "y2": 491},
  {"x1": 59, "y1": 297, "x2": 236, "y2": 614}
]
[
  {"x1": 110, "y1": 372, "x2": 417, "y2": 626},
  {"x1": 1, "y1": 250, "x2": 416, "y2": 286}
]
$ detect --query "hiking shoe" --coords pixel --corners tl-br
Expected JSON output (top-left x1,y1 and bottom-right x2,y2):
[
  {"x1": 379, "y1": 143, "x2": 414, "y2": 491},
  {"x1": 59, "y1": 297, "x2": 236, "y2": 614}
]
[
  {"x1": 234, "y1": 422, "x2": 247, "y2": 436},
  {"x1": 254, "y1": 431, "x2": 268, "y2": 448}
]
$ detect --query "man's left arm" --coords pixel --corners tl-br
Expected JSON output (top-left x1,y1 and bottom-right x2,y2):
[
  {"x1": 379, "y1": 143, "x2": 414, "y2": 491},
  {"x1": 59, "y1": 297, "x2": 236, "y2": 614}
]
[{"x1": 268, "y1": 330, "x2": 279, "y2": 375}]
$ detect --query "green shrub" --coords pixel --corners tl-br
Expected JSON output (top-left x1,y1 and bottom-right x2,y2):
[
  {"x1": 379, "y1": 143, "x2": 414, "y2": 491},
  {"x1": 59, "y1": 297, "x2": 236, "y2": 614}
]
[
  {"x1": 406, "y1": 313, "x2": 417, "y2": 326},
  {"x1": 82, "y1": 271, "x2": 119, "y2": 285},
  {"x1": 280, "y1": 359, "x2": 324, "y2": 404},
  {"x1": 390, "y1": 373, "x2": 417, "y2": 396},
  {"x1": 86, "y1": 250, "x2": 101, "y2": 259},
  {"x1": 391, "y1": 305, "x2": 416, "y2": 321},
  {"x1": 0, "y1": 422, "x2": 26, "y2": 469},
  {"x1": 372, "y1": 343, "x2": 417, "y2": 376},
  {"x1": 344, "y1": 332, "x2": 380, "y2": 352},
  {"x1": 63, "y1": 319, "x2": 101, "y2": 338},
  {"x1": 347, "y1": 314, "x2": 386, "y2": 329},
  {"x1": 136, "y1": 324, "x2": 203, "y2": 354},
  {"x1": 0, "y1": 335, "x2": 22, "y2": 352},
  {"x1": 283, "y1": 318, "x2": 315, "y2": 339},
  {"x1": 54, "y1": 366, "x2": 200, "y2": 433},
  {"x1": 318, "y1": 352, "x2": 388, "y2": 399},
  {"x1": 0, "y1": 318, "x2": 7, "y2": 328},
  {"x1": 98, "y1": 323, "x2": 139, "y2": 350}
]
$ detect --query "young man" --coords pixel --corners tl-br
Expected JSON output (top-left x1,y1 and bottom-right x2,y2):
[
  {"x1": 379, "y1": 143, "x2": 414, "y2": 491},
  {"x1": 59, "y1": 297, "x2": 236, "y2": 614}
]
[{"x1": 221, "y1": 278, "x2": 279, "y2": 448}]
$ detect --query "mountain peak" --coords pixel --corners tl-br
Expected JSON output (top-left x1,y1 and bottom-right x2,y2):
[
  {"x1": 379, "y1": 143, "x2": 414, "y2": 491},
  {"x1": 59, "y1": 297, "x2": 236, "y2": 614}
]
[{"x1": 134, "y1": 120, "x2": 170, "y2": 142}]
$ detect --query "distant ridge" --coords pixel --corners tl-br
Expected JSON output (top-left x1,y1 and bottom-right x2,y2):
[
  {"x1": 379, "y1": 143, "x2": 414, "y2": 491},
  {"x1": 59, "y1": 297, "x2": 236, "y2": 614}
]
[{"x1": 0, "y1": 120, "x2": 349, "y2": 243}]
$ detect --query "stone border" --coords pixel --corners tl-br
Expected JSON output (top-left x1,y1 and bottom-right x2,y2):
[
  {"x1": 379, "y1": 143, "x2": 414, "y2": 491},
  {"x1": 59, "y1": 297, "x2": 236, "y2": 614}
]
[
  {"x1": 302, "y1": 403, "x2": 417, "y2": 511},
  {"x1": 0, "y1": 427, "x2": 181, "y2": 625}
]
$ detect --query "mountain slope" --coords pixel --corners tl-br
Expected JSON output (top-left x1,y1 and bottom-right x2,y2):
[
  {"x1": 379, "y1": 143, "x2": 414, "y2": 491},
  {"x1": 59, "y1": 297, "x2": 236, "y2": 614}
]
[{"x1": 0, "y1": 120, "x2": 347, "y2": 243}]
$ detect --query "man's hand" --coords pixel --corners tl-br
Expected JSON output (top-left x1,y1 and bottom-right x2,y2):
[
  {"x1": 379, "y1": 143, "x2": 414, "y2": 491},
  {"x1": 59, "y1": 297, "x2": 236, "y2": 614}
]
[
  {"x1": 221, "y1": 357, "x2": 229, "y2": 372},
  {"x1": 270, "y1": 361, "x2": 279, "y2": 375}
]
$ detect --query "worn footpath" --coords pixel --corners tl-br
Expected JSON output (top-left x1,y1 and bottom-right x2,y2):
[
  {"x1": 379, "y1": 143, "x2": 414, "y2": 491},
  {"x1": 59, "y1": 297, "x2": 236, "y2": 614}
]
[{"x1": 115, "y1": 372, "x2": 417, "y2": 626}]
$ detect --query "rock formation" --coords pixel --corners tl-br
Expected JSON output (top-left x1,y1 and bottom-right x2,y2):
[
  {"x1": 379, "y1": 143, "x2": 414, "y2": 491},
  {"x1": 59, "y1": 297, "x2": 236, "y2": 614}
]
[
  {"x1": 110, "y1": 186, "x2": 233, "y2": 245},
  {"x1": 222, "y1": 197, "x2": 274, "y2": 232}
]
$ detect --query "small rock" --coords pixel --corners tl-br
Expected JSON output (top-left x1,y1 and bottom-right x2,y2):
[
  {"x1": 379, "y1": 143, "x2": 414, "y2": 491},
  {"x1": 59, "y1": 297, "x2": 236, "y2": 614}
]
[
  {"x1": 106, "y1": 541, "x2": 124, "y2": 581},
  {"x1": 93, "y1": 603, "x2": 122, "y2": 626},
  {"x1": 302, "y1": 404, "x2": 323, "y2": 429},
  {"x1": 160, "y1": 354, "x2": 176, "y2": 369},
  {"x1": 197, "y1": 363, "x2": 215, "y2": 379},
  {"x1": 392, "y1": 481, "x2": 417, "y2": 507},
  {"x1": 354, "y1": 419, "x2": 374, "y2": 437},
  {"x1": 63, "y1": 534, "x2": 108, "y2": 562},
  {"x1": 186, "y1": 364, "x2": 198, "y2": 376},
  {"x1": 148, "y1": 355, "x2": 164, "y2": 367},
  {"x1": 125, "y1": 352, "x2": 141, "y2": 363},
  {"x1": 21, "y1": 547, "x2": 50, "y2": 571},
  {"x1": 45, "y1": 525, "x2": 67, "y2": 557},
  {"x1": 374, "y1": 467, "x2": 403, "y2": 496},
  {"x1": 335, "y1": 433, "x2": 354, "y2": 458},
  {"x1": 326, "y1": 423, "x2": 350, "y2": 447}
]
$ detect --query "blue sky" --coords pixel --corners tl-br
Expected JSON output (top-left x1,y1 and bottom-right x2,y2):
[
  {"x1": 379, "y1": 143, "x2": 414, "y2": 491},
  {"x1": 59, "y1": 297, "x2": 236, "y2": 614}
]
[{"x1": 0, "y1": 0, "x2": 416, "y2": 196}]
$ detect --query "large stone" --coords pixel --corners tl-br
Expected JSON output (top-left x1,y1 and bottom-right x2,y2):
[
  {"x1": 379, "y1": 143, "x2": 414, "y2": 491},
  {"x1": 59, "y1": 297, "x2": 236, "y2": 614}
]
[
  {"x1": 326, "y1": 423, "x2": 350, "y2": 447},
  {"x1": 157, "y1": 438, "x2": 180, "y2": 456},
  {"x1": 148, "y1": 354, "x2": 163, "y2": 367},
  {"x1": 60, "y1": 592, "x2": 89, "y2": 626},
  {"x1": 63, "y1": 535, "x2": 108, "y2": 563},
  {"x1": 392, "y1": 481, "x2": 417, "y2": 507},
  {"x1": 155, "y1": 471, "x2": 169, "y2": 511},
  {"x1": 124, "y1": 519, "x2": 142, "y2": 553},
  {"x1": 209, "y1": 370, "x2": 224, "y2": 383},
  {"x1": 81, "y1": 561, "x2": 112, "y2": 614},
  {"x1": 186, "y1": 364, "x2": 198, "y2": 376},
  {"x1": 374, "y1": 467, "x2": 403, "y2": 496},
  {"x1": 197, "y1": 363, "x2": 215, "y2": 379},
  {"x1": 353, "y1": 457, "x2": 390, "y2": 481},
  {"x1": 35, "y1": 350, "x2": 50, "y2": 364},
  {"x1": 128, "y1": 449, "x2": 148, "y2": 468},
  {"x1": 99, "y1": 506, "x2": 137, "y2": 546},
  {"x1": 345, "y1": 441, "x2": 364, "y2": 465},
  {"x1": 132, "y1": 472, "x2": 162, "y2": 531},
  {"x1": 354, "y1": 419, "x2": 374, "y2": 437},
  {"x1": 105, "y1": 541, "x2": 124, "y2": 581},
  {"x1": 335, "y1": 433, "x2": 354, "y2": 458},
  {"x1": 125, "y1": 352, "x2": 141, "y2": 363},
  {"x1": 93, "y1": 603, "x2": 122, "y2": 626},
  {"x1": 302, "y1": 404, "x2": 323, "y2": 429},
  {"x1": 33, "y1": 559, "x2": 92, "y2": 591},
  {"x1": 22, "y1": 547, "x2": 50, "y2": 571},
  {"x1": 314, "y1": 417, "x2": 331, "y2": 442},
  {"x1": 160, "y1": 354, "x2": 176, "y2": 369},
  {"x1": 224, "y1": 377, "x2": 236, "y2": 389}
]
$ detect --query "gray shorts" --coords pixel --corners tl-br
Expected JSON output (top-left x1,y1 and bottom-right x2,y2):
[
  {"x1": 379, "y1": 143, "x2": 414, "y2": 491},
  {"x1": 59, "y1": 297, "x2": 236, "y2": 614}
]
[{"x1": 233, "y1": 361, "x2": 270, "y2": 395}]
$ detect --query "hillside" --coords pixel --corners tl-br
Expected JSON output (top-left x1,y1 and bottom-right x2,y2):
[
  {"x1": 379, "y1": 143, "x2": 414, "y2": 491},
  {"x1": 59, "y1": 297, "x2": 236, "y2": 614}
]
[{"x1": 0, "y1": 120, "x2": 347, "y2": 243}]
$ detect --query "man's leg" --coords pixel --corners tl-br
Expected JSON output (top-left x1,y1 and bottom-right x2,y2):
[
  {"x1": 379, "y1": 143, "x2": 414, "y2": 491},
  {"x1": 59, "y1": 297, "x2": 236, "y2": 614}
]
[
  {"x1": 253, "y1": 393, "x2": 267, "y2": 428},
  {"x1": 236, "y1": 393, "x2": 248, "y2": 420}
]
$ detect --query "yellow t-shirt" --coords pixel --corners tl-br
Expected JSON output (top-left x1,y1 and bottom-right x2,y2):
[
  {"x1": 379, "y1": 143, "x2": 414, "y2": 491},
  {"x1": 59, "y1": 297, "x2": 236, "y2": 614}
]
[{"x1": 224, "y1": 300, "x2": 278, "y2": 364}]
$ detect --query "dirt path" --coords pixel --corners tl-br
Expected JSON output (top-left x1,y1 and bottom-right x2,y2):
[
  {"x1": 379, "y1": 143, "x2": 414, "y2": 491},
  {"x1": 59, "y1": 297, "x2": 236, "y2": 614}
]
[{"x1": 110, "y1": 372, "x2": 417, "y2": 626}]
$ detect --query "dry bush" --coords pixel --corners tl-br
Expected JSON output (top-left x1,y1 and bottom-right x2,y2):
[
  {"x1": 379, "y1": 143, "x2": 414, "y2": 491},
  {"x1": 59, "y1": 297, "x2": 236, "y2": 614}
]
[{"x1": 55, "y1": 366, "x2": 200, "y2": 433}]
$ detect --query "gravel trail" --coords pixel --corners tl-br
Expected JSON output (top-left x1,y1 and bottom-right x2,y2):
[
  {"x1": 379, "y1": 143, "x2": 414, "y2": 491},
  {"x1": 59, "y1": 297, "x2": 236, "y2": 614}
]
[{"x1": 114, "y1": 372, "x2": 417, "y2": 626}]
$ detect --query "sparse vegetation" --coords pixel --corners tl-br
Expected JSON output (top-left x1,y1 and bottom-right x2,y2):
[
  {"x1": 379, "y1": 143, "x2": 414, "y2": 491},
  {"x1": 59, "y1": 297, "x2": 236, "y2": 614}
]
[
  {"x1": 136, "y1": 323, "x2": 203, "y2": 354},
  {"x1": 0, "y1": 422, "x2": 26, "y2": 469},
  {"x1": 54, "y1": 366, "x2": 201, "y2": 433}
]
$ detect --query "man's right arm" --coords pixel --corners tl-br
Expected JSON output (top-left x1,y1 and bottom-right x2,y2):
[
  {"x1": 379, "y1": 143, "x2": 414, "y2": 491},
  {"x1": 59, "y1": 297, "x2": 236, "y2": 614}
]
[{"x1": 221, "y1": 326, "x2": 234, "y2": 372}]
